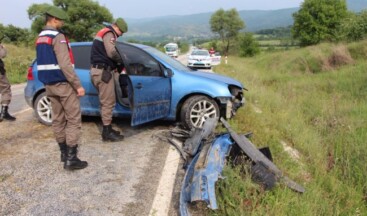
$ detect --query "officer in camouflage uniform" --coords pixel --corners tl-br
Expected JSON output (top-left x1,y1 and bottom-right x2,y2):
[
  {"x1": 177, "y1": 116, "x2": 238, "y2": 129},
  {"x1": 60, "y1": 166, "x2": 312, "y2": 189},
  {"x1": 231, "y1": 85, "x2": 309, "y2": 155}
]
[
  {"x1": 0, "y1": 43, "x2": 16, "y2": 122},
  {"x1": 90, "y1": 18, "x2": 128, "y2": 142},
  {"x1": 36, "y1": 6, "x2": 87, "y2": 170}
]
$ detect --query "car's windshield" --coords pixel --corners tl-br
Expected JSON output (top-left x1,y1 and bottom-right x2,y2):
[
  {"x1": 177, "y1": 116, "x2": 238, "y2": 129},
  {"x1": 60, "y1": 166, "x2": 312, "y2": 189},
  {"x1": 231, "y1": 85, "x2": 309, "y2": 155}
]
[
  {"x1": 144, "y1": 47, "x2": 192, "y2": 72},
  {"x1": 165, "y1": 46, "x2": 177, "y2": 51},
  {"x1": 191, "y1": 50, "x2": 209, "y2": 56}
]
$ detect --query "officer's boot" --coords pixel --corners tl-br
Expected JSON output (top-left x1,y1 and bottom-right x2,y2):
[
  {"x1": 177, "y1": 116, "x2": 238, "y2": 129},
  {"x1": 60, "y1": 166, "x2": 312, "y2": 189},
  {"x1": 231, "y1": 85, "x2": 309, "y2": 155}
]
[
  {"x1": 64, "y1": 145, "x2": 88, "y2": 170},
  {"x1": 58, "y1": 142, "x2": 67, "y2": 162},
  {"x1": 102, "y1": 125, "x2": 124, "y2": 142},
  {"x1": 0, "y1": 105, "x2": 16, "y2": 121},
  {"x1": 110, "y1": 127, "x2": 121, "y2": 135}
]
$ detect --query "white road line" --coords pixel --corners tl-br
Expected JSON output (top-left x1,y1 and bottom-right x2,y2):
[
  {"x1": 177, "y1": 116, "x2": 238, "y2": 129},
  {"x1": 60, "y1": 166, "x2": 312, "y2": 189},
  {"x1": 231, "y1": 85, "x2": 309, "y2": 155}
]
[
  {"x1": 13, "y1": 108, "x2": 32, "y2": 115},
  {"x1": 149, "y1": 146, "x2": 181, "y2": 216}
]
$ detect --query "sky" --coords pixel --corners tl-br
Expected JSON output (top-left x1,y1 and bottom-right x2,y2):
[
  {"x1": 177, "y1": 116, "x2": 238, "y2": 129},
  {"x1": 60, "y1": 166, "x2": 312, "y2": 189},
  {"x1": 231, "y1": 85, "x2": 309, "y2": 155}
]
[{"x1": 0, "y1": 0, "x2": 304, "y2": 28}]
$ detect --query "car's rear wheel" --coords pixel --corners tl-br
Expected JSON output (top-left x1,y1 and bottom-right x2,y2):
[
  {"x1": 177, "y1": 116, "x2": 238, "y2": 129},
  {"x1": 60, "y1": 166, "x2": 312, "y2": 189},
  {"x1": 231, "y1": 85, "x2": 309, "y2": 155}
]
[
  {"x1": 34, "y1": 92, "x2": 52, "y2": 126},
  {"x1": 180, "y1": 95, "x2": 219, "y2": 129}
]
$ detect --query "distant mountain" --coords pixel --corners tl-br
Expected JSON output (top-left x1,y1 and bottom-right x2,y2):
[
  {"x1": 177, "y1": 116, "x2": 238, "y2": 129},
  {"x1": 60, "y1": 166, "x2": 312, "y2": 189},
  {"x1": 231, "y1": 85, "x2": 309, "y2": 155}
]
[{"x1": 124, "y1": 0, "x2": 367, "y2": 41}]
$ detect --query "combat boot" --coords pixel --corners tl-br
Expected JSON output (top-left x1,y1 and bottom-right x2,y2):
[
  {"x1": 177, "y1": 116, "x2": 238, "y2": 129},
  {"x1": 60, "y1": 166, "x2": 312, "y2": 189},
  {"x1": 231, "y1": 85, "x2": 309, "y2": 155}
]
[
  {"x1": 0, "y1": 105, "x2": 16, "y2": 121},
  {"x1": 58, "y1": 142, "x2": 67, "y2": 162},
  {"x1": 64, "y1": 145, "x2": 88, "y2": 170},
  {"x1": 110, "y1": 127, "x2": 121, "y2": 135},
  {"x1": 102, "y1": 125, "x2": 124, "y2": 142}
]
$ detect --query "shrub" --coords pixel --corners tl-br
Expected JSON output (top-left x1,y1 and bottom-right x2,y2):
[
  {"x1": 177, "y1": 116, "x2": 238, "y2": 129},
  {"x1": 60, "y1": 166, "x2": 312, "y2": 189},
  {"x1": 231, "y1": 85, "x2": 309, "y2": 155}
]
[{"x1": 239, "y1": 33, "x2": 260, "y2": 57}]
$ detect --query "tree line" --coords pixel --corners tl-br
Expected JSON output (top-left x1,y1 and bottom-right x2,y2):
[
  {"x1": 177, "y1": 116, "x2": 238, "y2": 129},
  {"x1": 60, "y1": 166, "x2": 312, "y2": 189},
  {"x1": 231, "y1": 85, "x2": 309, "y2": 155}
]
[
  {"x1": 209, "y1": 0, "x2": 367, "y2": 56},
  {"x1": 1, "y1": 0, "x2": 367, "y2": 56}
]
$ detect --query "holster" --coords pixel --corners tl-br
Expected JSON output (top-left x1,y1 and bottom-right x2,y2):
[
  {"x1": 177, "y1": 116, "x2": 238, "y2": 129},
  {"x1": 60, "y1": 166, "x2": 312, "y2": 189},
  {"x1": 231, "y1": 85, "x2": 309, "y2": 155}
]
[
  {"x1": 101, "y1": 68, "x2": 112, "y2": 83},
  {"x1": 0, "y1": 59, "x2": 5, "y2": 75}
]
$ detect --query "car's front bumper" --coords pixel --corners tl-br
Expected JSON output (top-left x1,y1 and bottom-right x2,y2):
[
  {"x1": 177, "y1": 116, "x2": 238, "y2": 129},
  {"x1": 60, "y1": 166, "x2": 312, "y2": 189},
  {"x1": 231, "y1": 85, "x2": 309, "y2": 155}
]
[
  {"x1": 180, "y1": 133, "x2": 234, "y2": 215},
  {"x1": 187, "y1": 59, "x2": 211, "y2": 68},
  {"x1": 217, "y1": 94, "x2": 245, "y2": 119}
]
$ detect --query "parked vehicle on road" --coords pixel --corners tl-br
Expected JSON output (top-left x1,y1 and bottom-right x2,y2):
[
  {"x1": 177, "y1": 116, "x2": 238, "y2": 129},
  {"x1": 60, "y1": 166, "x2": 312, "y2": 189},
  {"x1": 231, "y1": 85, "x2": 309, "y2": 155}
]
[
  {"x1": 25, "y1": 41, "x2": 245, "y2": 129},
  {"x1": 210, "y1": 52, "x2": 222, "y2": 66},
  {"x1": 164, "y1": 43, "x2": 179, "y2": 58},
  {"x1": 187, "y1": 49, "x2": 212, "y2": 69}
]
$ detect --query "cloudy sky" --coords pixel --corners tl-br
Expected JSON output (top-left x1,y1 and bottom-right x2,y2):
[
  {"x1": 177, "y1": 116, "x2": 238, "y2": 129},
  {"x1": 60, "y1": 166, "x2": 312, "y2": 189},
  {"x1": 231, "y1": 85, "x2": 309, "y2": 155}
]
[{"x1": 0, "y1": 0, "x2": 304, "y2": 28}]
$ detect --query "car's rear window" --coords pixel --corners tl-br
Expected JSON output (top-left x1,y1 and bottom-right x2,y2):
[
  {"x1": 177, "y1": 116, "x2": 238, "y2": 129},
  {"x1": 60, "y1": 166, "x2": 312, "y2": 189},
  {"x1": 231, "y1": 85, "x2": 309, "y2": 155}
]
[{"x1": 72, "y1": 45, "x2": 91, "y2": 70}]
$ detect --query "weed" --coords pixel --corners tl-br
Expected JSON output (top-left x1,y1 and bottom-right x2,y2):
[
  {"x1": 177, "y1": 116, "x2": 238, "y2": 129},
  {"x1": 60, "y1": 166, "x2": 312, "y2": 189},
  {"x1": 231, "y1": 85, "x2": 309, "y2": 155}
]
[{"x1": 211, "y1": 40, "x2": 367, "y2": 215}]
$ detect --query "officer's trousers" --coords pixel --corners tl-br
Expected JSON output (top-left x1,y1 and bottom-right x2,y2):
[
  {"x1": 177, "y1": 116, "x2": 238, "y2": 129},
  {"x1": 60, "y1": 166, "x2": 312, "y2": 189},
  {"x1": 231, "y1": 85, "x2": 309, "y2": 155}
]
[
  {"x1": 45, "y1": 82, "x2": 82, "y2": 146},
  {"x1": 0, "y1": 73, "x2": 11, "y2": 105},
  {"x1": 90, "y1": 67, "x2": 116, "y2": 126}
]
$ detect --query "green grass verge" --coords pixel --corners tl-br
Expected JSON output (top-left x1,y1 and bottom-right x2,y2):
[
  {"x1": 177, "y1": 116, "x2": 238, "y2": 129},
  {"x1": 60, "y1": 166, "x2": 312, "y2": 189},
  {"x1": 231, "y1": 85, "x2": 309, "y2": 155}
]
[
  {"x1": 2, "y1": 44, "x2": 35, "y2": 84},
  {"x1": 208, "y1": 40, "x2": 367, "y2": 215}
]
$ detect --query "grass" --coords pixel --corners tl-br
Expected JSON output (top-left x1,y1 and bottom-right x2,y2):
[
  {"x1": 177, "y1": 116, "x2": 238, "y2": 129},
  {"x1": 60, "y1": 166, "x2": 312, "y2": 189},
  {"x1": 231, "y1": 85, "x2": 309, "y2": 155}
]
[
  {"x1": 208, "y1": 40, "x2": 367, "y2": 215},
  {"x1": 2, "y1": 40, "x2": 367, "y2": 215},
  {"x1": 2, "y1": 43, "x2": 35, "y2": 84}
]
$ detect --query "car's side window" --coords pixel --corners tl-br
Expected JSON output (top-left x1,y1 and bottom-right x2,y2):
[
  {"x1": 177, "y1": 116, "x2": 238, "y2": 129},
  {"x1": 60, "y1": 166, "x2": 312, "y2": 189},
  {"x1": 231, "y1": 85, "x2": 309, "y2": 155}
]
[
  {"x1": 118, "y1": 44, "x2": 162, "y2": 77},
  {"x1": 71, "y1": 46, "x2": 92, "y2": 70}
]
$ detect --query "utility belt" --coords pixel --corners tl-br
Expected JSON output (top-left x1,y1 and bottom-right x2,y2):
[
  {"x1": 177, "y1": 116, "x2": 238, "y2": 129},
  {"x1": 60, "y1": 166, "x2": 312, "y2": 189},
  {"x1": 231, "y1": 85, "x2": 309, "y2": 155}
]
[
  {"x1": 91, "y1": 63, "x2": 116, "y2": 83},
  {"x1": 91, "y1": 63, "x2": 115, "y2": 71}
]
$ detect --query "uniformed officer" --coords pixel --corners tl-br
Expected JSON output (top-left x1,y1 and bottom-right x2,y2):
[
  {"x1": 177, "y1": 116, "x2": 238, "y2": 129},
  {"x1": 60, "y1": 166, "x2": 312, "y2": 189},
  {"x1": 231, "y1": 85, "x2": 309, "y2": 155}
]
[
  {"x1": 0, "y1": 43, "x2": 16, "y2": 122},
  {"x1": 36, "y1": 6, "x2": 87, "y2": 170},
  {"x1": 90, "y1": 18, "x2": 128, "y2": 142}
]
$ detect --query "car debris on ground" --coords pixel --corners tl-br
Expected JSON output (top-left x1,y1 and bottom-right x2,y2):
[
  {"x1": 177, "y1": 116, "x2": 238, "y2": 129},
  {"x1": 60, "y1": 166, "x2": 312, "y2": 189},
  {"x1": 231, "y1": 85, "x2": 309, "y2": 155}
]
[{"x1": 160, "y1": 117, "x2": 305, "y2": 216}]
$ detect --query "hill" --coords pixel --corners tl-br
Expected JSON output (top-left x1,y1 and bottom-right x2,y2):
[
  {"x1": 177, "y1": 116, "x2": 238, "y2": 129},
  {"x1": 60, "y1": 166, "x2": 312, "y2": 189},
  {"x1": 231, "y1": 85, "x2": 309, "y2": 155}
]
[
  {"x1": 125, "y1": 8, "x2": 298, "y2": 40},
  {"x1": 125, "y1": 0, "x2": 367, "y2": 41}
]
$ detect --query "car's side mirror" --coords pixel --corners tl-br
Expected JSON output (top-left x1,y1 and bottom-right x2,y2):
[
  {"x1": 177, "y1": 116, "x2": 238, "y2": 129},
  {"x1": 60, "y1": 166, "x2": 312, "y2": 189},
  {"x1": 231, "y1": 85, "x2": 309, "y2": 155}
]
[{"x1": 164, "y1": 68, "x2": 174, "y2": 78}]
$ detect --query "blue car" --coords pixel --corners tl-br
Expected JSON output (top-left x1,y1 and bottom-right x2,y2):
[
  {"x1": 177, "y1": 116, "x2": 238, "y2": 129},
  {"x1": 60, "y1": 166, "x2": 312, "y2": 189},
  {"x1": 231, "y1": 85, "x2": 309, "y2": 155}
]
[{"x1": 25, "y1": 41, "x2": 245, "y2": 129}]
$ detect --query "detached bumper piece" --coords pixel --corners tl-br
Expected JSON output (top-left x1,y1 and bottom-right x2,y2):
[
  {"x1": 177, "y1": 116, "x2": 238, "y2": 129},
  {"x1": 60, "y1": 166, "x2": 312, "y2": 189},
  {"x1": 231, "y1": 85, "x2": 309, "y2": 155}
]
[
  {"x1": 180, "y1": 133, "x2": 234, "y2": 215},
  {"x1": 179, "y1": 118, "x2": 305, "y2": 216}
]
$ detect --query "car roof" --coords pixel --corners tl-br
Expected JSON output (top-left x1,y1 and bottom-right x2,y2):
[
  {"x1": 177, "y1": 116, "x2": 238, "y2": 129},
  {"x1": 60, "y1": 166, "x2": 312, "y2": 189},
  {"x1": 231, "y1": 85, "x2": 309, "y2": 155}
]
[
  {"x1": 69, "y1": 41, "x2": 149, "y2": 49},
  {"x1": 70, "y1": 41, "x2": 92, "y2": 46}
]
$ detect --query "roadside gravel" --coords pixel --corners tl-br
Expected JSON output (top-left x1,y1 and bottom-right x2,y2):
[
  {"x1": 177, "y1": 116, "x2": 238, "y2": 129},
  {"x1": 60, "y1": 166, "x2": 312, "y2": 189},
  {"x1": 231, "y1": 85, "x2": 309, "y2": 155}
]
[{"x1": 0, "y1": 112, "x2": 172, "y2": 216}]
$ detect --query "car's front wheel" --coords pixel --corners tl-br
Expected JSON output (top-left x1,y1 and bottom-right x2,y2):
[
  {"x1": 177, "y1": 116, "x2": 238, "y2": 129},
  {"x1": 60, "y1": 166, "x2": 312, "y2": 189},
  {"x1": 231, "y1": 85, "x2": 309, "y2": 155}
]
[
  {"x1": 180, "y1": 95, "x2": 220, "y2": 129},
  {"x1": 34, "y1": 92, "x2": 52, "y2": 126}
]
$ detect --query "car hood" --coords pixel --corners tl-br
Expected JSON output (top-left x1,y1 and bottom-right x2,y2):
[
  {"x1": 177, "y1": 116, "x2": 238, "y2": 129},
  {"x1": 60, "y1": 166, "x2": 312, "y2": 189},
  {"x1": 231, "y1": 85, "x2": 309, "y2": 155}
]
[
  {"x1": 188, "y1": 71, "x2": 243, "y2": 88},
  {"x1": 189, "y1": 55, "x2": 210, "y2": 59}
]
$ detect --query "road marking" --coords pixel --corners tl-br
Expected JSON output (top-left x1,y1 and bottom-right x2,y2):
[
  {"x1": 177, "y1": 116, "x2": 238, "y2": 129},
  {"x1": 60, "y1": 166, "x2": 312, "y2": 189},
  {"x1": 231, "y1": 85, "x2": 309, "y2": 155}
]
[
  {"x1": 13, "y1": 108, "x2": 32, "y2": 115},
  {"x1": 149, "y1": 145, "x2": 181, "y2": 216}
]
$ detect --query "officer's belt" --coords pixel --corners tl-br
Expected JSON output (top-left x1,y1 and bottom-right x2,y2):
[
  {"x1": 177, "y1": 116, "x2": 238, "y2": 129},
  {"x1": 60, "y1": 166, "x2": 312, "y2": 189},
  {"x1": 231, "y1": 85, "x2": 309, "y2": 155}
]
[{"x1": 91, "y1": 64, "x2": 113, "y2": 70}]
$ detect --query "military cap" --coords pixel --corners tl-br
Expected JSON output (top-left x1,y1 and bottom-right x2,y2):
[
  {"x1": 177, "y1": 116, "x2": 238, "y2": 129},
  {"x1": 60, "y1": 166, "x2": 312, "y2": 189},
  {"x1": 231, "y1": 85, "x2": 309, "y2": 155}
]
[
  {"x1": 46, "y1": 6, "x2": 68, "y2": 20},
  {"x1": 115, "y1": 18, "x2": 128, "y2": 33}
]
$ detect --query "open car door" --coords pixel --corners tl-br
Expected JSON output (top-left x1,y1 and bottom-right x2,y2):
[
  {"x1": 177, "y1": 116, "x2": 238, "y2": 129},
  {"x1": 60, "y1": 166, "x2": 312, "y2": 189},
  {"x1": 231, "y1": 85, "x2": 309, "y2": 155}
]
[{"x1": 116, "y1": 42, "x2": 172, "y2": 126}]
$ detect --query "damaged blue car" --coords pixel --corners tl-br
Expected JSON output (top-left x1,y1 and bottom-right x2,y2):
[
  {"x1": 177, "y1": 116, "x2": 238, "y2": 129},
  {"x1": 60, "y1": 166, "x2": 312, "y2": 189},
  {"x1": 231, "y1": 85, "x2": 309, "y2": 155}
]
[{"x1": 25, "y1": 41, "x2": 245, "y2": 129}]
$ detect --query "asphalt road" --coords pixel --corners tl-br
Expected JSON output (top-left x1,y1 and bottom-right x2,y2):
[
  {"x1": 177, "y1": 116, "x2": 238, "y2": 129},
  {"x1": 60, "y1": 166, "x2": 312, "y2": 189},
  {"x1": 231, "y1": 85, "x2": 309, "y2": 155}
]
[
  {"x1": 0, "y1": 53, "x2": 214, "y2": 216},
  {"x1": 8, "y1": 83, "x2": 30, "y2": 115},
  {"x1": 0, "y1": 75, "x2": 185, "y2": 216}
]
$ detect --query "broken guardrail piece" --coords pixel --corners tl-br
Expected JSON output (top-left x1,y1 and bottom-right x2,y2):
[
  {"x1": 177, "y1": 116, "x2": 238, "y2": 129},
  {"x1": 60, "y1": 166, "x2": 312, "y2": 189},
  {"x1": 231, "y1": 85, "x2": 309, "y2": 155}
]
[{"x1": 220, "y1": 117, "x2": 305, "y2": 193}]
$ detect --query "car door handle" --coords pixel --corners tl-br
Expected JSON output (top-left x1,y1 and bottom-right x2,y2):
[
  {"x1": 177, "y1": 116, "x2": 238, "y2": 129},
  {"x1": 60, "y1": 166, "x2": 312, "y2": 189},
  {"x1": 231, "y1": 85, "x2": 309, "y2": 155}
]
[{"x1": 135, "y1": 83, "x2": 143, "y2": 89}]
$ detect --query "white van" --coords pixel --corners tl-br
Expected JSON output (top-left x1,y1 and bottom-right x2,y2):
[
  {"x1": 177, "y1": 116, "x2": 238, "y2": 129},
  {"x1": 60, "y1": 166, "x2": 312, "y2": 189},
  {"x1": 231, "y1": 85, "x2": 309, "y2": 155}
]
[{"x1": 164, "y1": 43, "x2": 179, "y2": 58}]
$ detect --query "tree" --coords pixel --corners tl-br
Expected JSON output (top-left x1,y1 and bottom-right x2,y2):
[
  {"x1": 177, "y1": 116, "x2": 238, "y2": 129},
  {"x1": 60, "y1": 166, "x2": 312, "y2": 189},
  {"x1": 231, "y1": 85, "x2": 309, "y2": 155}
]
[
  {"x1": 342, "y1": 10, "x2": 367, "y2": 41},
  {"x1": 210, "y1": 8, "x2": 245, "y2": 55},
  {"x1": 0, "y1": 24, "x2": 33, "y2": 45},
  {"x1": 239, "y1": 33, "x2": 260, "y2": 57},
  {"x1": 292, "y1": 0, "x2": 348, "y2": 46},
  {"x1": 28, "y1": 0, "x2": 113, "y2": 41}
]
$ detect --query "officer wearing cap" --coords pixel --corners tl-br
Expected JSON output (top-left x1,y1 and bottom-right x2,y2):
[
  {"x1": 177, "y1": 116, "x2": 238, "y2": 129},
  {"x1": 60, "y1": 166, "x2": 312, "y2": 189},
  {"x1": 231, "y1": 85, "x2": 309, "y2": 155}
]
[
  {"x1": 36, "y1": 6, "x2": 87, "y2": 170},
  {"x1": 0, "y1": 42, "x2": 16, "y2": 122},
  {"x1": 90, "y1": 18, "x2": 128, "y2": 142}
]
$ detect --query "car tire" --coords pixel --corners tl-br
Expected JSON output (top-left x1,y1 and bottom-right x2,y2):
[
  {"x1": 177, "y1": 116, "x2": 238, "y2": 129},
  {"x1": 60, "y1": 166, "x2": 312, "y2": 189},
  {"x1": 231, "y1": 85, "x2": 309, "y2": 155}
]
[
  {"x1": 180, "y1": 95, "x2": 219, "y2": 129},
  {"x1": 34, "y1": 92, "x2": 52, "y2": 126}
]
